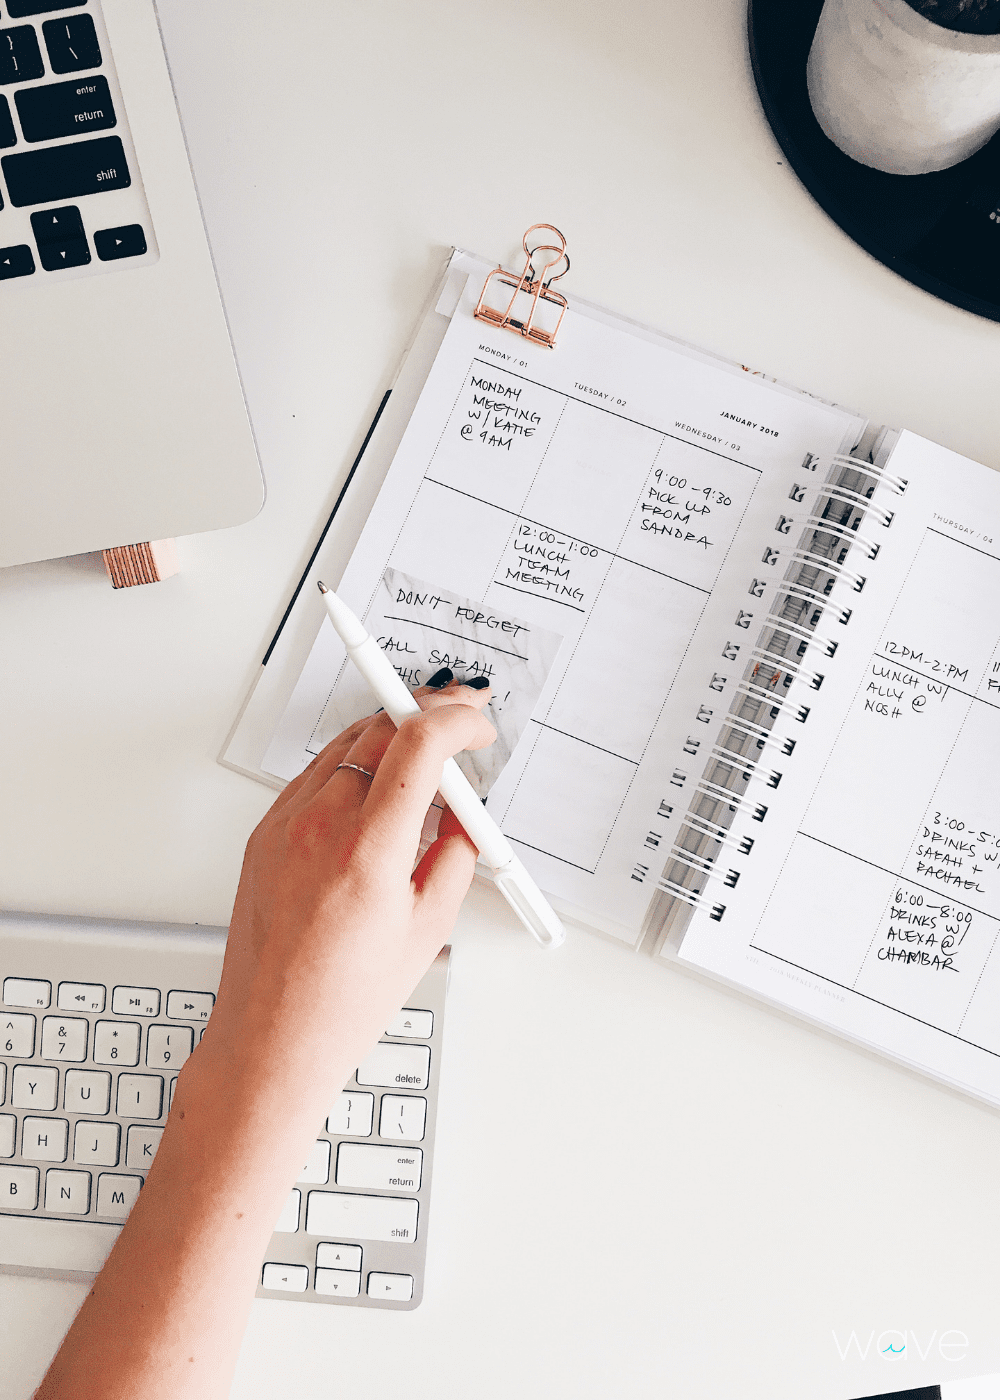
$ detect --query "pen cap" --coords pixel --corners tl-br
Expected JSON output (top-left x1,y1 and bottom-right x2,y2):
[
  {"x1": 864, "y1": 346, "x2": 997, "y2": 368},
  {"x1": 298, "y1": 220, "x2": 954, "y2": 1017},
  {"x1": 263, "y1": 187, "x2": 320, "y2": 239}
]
[{"x1": 493, "y1": 857, "x2": 566, "y2": 949}]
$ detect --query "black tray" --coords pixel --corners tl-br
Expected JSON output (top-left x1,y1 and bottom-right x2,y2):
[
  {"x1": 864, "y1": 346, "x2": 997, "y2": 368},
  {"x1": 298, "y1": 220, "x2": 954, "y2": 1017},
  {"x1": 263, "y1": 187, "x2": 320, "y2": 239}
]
[{"x1": 747, "y1": 0, "x2": 1000, "y2": 321}]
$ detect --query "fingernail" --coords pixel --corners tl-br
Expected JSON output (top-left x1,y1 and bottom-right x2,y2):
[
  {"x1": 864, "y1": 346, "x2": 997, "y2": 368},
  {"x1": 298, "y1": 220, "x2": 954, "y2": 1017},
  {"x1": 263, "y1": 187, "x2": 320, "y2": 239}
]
[
  {"x1": 426, "y1": 668, "x2": 453, "y2": 688},
  {"x1": 465, "y1": 676, "x2": 491, "y2": 690}
]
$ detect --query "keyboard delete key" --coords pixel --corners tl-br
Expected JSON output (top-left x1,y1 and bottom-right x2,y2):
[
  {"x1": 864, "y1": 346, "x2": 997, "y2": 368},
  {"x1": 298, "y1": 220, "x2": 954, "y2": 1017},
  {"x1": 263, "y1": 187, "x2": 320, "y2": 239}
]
[{"x1": 356, "y1": 1042, "x2": 430, "y2": 1091}]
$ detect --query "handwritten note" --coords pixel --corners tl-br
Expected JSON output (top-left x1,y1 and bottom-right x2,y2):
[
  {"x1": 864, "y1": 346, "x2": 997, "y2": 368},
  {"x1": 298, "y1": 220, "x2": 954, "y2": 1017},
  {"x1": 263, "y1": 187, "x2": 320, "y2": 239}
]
[{"x1": 318, "y1": 568, "x2": 564, "y2": 796}]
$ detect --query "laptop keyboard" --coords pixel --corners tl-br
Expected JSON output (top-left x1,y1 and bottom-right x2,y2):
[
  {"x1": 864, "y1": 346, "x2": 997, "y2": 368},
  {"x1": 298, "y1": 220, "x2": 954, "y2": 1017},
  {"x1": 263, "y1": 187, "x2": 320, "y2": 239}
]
[
  {"x1": 0, "y1": 0, "x2": 158, "y2": 284},
  {"x1": 0, "y1": 913, "x2": 448, "y2": 1310}
]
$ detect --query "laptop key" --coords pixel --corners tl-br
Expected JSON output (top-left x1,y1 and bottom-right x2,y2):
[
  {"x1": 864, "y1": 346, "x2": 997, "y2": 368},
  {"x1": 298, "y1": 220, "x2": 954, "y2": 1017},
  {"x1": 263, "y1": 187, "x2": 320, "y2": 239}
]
[
  {"x1": 7, "y1": 1, "x2": 91, "y2": 15},
  {"x1": 2, "y1": 135, "x2": 129, "y2": 207},
  {"x1": 35, "y1": 233, "x2": 90, "y2": 269},
  {"x1": 42, "y1": 13, "x2": 101, "y2": 74},
  {"x1": 0, "y1": 95, "x2": 15, "y2": 148},
  {"x1": 30, "y1": 204, "x2": 90, "y2": 271},
  {"x1": 16, "y1": 74, "x2": 116, "y2": 143},
  {"x1": 0, "y1": 25, "x2": 44, "y2": 85},
  {"x1": 94, "y1": 223, "x2": 146, "y2": 261},
  {"x1": 31, "y1": 204, "x2": 84, "y2": 242}
]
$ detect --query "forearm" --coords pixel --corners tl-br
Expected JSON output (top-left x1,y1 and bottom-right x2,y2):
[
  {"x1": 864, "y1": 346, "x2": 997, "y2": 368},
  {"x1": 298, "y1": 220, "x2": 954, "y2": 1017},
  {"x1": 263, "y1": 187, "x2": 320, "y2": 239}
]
[
  {"x1": 34, "y1": 687, "x2": 492, "y2": 1400},
  {"x1": 34, "y1": 1040, "x2": 343, "y2": 1400}
]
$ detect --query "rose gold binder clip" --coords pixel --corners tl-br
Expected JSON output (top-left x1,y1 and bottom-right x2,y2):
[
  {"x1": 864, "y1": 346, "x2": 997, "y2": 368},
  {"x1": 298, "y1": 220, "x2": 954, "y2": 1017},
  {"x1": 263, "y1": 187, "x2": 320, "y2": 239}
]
[{"x1": 474, "y1": 224, "x2": 570, "y2": 349}]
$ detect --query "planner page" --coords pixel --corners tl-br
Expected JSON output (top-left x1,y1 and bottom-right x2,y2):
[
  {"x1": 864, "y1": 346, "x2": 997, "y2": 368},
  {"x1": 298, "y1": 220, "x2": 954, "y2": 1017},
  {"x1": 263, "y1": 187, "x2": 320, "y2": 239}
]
[
  {"x1": 676, "y1": 432, "x2": 1000, "y2": 1103},
  {"x1": 263, "y1": 270, "x2": 863, "y2": 941}
]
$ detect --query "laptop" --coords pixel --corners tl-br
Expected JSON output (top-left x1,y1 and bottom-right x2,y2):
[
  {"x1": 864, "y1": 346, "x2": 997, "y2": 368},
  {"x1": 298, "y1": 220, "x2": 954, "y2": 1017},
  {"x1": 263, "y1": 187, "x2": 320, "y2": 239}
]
[{"x1": 0, "y1": 0, "x2": 263, "y2": 568}]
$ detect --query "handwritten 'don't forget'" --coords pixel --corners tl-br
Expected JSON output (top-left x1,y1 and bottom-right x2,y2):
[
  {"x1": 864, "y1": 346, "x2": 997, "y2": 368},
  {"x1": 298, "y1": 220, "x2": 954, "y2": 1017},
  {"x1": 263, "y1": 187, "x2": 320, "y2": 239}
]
[{"x1": 319, "y1": 567, "x2": 564, "y2": 797}]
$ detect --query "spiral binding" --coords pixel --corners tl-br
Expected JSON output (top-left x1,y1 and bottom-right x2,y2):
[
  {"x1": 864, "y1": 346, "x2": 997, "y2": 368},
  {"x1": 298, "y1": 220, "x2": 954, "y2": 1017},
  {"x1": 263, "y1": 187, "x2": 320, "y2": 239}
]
[
  {"x1": 720, "y1": 715, "x2": 795, "y2": 757},
  {"x1": 776, "y1": 511, "x2": 882, "y2": 561},
  {"x1": 755, "y1": 576, "x2": 854, "y2": 627},
  {"x1": 685, "y1": 813, "x2": 755, "y2": 853},
  {"x1": 768, "y1": 546, "x2": 870, "y2": 592},
  {"x1": 832, "y1": 454, "x2": 908, "y2": 494},
  {"x1": 819, "y1": 483, "x2": 895, "y2": 527},
  {"x1": 748, "y1": 645, "x2": 826, "y2": 692},
  {"x1": 653, "y1": 450, "x2": 896, "y2": 929},
  {"x1": 761, "y1": 611, "x2": 839, "y2": 659}
]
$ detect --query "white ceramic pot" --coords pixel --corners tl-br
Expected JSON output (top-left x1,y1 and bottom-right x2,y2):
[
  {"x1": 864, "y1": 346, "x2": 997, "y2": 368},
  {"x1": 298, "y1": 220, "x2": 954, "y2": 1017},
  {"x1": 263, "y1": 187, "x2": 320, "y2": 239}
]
[{"x1": 807, "y1": 0, "x2": 1000, "y2": 173}]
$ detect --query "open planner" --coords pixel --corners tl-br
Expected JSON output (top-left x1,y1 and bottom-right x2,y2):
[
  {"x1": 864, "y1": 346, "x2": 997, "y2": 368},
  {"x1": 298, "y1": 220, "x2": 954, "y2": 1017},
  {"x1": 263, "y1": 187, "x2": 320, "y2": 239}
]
[{"x1": 223, "y1": 237, "x2": 1000, "y2": 1109}]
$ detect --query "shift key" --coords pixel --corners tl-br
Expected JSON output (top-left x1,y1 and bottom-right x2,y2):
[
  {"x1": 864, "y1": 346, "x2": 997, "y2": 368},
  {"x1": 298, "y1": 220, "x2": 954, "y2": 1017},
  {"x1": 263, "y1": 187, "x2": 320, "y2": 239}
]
[
  {"x1": 305, "y1": 1190, "x2": 419, "y2": 1243},
  {"x1": 1, "y1": 136, "x2": 129, "y2": 209}
]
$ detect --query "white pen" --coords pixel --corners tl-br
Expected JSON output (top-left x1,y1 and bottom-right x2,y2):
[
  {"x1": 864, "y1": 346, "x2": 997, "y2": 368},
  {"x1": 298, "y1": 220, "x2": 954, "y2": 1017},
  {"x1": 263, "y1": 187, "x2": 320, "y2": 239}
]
[{"x1": 317, "y1": 582, "x2": 566, "y2": 949}]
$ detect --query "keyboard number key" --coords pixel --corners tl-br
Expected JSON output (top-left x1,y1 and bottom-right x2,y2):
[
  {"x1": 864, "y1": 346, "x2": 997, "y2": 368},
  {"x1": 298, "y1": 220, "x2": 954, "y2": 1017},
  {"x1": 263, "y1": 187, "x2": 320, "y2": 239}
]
[
  {"x1": 3, "y1": 978, "x2": 50, "y2": 1009},
  {"x1": 57, "y1": 982, "x2": 106, "y2": 1014},
  {"x1": 111, "y1": 987, "x2": 159, "y2": 1018},
  {"x1": 96, "y1": 1173, "x2": 141, "y2": 1219},
  {"x1": 93, "y1": 1020, "x2": 140, "y2": 1066},
  {"x1": 145, "y1": 1025, "x2": 193, "y2": 1070},
  {"x1": 1, "y1": 1013, "x2": 34, "y2": 1057},
  {"x1": 64, "y1": 1069, "x2": 111, "y2": 1115},
  {"x1": 165, "y1": 991, "x2": 214, "y2": 1022},
  {"x1": 41, "y1": 1016, "x2": 88, "y2": 1062},
  {"x1": 44, "y1": 1168, "x2": 90, "y2": 1214},
  {"x1": 115, "y1": 1074, "x2": 162, "y2": 1120},
  {"x1": 326, "y1": 1092, "x2": 374, "y2": 1137}
]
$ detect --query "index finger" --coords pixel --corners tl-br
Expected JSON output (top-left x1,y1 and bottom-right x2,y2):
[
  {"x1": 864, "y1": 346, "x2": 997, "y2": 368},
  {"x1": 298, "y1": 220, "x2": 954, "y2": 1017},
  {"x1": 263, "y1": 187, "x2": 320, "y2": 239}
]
[{"x1": 352, "y1": 690, "x2": 496, "y2": 870}]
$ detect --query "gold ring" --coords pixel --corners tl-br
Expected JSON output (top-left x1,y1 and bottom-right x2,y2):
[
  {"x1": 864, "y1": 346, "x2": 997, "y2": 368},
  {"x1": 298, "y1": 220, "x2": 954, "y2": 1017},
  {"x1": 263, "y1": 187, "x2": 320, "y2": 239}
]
[{"x1": 336, "y1": 762, "x2": 375, "y2": 780}]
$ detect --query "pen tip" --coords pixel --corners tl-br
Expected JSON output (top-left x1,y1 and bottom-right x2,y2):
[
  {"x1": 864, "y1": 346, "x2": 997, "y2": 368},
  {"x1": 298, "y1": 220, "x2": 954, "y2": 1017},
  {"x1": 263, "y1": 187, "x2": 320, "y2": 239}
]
[{"x1": 317, "y1": 580, "x2": 329, "y2": 594}]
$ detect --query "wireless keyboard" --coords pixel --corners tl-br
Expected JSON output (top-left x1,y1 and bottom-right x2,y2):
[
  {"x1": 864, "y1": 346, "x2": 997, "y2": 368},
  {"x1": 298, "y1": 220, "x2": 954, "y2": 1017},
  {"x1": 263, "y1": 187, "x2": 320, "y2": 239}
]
[
  {"x1": 0, "y1": 911, "x2": 448, "y2": 1310},
  {"x1": 0, "y1": 0, "x2": 159, "y2": 284}
]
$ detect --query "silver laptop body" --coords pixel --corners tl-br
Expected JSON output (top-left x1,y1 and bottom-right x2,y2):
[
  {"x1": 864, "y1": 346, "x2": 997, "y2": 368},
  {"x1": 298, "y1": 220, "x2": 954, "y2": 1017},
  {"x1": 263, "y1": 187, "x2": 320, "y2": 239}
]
[{"x1": 0, "y1": 0, "x2": 263, "y2": 567}]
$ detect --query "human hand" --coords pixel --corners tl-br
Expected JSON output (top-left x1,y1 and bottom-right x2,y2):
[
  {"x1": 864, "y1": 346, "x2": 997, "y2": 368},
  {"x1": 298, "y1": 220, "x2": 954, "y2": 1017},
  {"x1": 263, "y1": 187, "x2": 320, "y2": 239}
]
[{"x1": 199, "y1": 675, "x2": 496, "y2": 1124}]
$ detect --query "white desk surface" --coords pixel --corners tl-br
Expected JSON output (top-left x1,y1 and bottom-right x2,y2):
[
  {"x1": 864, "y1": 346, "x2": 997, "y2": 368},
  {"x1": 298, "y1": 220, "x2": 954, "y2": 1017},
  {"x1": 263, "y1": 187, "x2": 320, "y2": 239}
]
[{"x1": 3, "y1": 2, "x2": 1000, "y2": 1396}]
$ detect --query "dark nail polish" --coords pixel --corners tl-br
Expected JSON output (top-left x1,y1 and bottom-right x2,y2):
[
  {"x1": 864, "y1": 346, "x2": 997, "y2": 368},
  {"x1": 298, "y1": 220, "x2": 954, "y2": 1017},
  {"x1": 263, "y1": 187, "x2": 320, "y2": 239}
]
[
  {"x1": 465, "y1": 676, "x2": 491, "y2": 690},
  {"x1": 427, "y1": 667, "x2": 453, "y2": 688}
]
